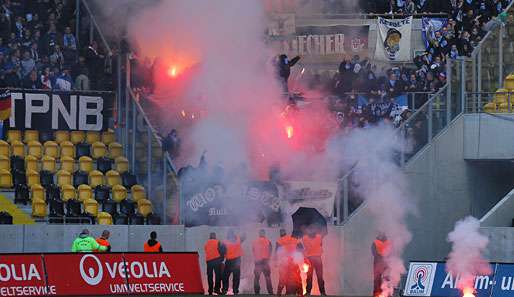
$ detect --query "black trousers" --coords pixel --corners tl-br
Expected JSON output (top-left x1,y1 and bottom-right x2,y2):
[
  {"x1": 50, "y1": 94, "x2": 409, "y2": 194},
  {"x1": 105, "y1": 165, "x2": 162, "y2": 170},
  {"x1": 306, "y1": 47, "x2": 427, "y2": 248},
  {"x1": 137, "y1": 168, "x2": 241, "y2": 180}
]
[
  {"x1": 206, "y1": 258, "x2": 223, "y2": 294},
  {"x1": 306, "y1": 256, "x2": 326, "y2": 295},
  {"x1": 222, "y1": 257, "x2": 241, "y2": 294},
  {"x1": 254, "y1": 259, "x2": 273, "y2": 294}
]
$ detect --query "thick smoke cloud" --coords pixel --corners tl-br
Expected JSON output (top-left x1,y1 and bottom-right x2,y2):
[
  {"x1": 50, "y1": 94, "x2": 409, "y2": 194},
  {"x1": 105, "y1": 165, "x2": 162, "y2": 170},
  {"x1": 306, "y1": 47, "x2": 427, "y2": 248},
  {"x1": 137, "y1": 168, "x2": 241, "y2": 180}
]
[{"x1": 446, "y1": 216, "x2": 491, "y2": 295}]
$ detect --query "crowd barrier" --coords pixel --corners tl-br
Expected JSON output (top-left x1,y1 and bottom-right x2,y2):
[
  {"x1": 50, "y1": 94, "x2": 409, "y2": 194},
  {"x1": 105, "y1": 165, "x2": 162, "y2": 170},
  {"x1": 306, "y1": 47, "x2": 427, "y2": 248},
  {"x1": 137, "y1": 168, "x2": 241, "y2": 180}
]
[
  {"x1": 403, "y1": 261, "x2": 514, "y2": 297},
  {"x1": 0, "y1": 252, "x2": 204, "y2": 296}
]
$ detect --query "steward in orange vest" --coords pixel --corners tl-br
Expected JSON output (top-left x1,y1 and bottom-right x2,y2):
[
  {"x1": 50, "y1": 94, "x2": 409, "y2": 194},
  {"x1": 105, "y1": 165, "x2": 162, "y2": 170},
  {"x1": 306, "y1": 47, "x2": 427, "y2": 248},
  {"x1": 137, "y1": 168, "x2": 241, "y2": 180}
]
[
  {"x1": 222, "y1": 230, "x2": 245, "y2": 295},
  {"x1": 275, "y1": 229, "x2": 302, "y2": 296},
  {"x1": 204, "y1": 232, "x2": 225, "y2": 295},
  {"x1": 144, "y1": 231, "x2": 163, "y2": 252},
  {"x1": 252, "y1": 229, "x2": 273, "y2": 294},
  {"x1": 372, "y1": 232, "x2": 391, "y2": 297},
  {"x1": 303, "y1": 231, "x2": 326, "y2": 295},
  {"x1": 95, "y1": 230, "x2": 111, "y2": 252}
]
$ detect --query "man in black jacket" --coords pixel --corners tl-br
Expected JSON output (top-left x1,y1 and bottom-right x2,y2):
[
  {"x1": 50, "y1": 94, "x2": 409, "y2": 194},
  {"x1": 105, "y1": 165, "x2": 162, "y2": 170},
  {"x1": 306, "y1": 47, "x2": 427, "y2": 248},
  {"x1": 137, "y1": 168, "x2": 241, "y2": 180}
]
[{"x1": 276, "y1": 54, "x2": 300, "y2": 93}]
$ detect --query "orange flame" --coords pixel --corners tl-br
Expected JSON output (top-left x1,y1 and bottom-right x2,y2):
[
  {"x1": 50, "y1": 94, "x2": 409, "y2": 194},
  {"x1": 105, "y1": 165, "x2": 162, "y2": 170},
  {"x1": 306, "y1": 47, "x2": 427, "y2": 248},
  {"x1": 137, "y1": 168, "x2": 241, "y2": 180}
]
[
  {"x1": 462, "y1": 287, "x2": 475, "y2": 297},
  {"x1": 167, "y1": 66, "x2": 178, "y2": 77},
  {"x1": 286, "y1": 125, "x2": 294, "y2": 139}
]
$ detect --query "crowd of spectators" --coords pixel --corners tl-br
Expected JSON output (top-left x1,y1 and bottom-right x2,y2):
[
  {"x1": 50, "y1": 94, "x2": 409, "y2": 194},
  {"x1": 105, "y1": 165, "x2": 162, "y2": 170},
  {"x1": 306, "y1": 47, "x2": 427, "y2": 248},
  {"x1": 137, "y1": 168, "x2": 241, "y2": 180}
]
[{"x1": 0, "y1": 0, "x2": 111, "y2": 91}]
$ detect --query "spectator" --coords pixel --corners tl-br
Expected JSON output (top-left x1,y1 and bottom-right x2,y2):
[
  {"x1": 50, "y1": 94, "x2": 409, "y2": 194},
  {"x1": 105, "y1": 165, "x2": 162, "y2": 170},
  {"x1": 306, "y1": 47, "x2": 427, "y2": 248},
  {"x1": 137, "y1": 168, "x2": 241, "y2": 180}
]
[
  {"x1": 20, "y1": 50, "x2": 35, "y2": 78},
  {"x1": 22, "y1": 70, "x2": 42, "y2": 89},
  {"x1": 55, "y1": 67, "x2": 72, "y2": 90},
  {"x1": 74, "y1": 68, "x2": 90, "y2": 90}
]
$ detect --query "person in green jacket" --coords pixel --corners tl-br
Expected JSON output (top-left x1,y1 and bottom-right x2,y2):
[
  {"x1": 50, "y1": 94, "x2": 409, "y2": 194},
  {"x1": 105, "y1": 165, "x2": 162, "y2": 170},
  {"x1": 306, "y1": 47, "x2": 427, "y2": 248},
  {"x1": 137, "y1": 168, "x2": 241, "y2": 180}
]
[{"x1": 72, "y1": 229, "x2": 107, "y2": 253}]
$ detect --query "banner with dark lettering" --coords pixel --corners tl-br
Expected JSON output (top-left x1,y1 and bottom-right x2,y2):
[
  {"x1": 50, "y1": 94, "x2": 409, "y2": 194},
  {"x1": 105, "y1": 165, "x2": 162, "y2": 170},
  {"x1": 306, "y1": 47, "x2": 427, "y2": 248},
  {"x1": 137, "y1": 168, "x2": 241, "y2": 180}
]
[
  {"x1": 375, "y1": 17, "x2": 413, "y2": 62},
  {"x1": 182, "y1": 179, "x2": 281, "y2": 227},
  {"x1": 272, "y1": 25, "x2": 369, "y2": 63},
  {"x1": 0, "y1": 252, "x2": 204, "y2": 296},
  {"x1": 2, "y1": 89, "x2": 114, "y2": 131},
  {"x1": 280, "y1": 181, "x2": 338, "y2": 218},
  {"x1": 403, "y1": 261, "x2": 514, "y2": 297}
]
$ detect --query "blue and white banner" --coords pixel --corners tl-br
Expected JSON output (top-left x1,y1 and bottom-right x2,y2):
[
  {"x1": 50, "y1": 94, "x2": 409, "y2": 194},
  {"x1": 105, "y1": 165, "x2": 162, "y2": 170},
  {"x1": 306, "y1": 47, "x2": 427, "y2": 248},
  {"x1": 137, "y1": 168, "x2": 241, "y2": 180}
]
[
  {"x1": 404, "y1": 262, "x2": 514, "y2": 297},
  {"x1": 421, "y1": 18, "x2": 449, "y2": 50}
]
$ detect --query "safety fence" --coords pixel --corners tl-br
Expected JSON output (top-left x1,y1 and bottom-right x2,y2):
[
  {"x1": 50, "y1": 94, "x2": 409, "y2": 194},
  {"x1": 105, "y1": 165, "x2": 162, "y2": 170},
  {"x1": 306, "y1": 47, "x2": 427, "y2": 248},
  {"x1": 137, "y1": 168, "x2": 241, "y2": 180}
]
[{"x1": 0, "y1": 252, "x2": 203, "y2": 296}]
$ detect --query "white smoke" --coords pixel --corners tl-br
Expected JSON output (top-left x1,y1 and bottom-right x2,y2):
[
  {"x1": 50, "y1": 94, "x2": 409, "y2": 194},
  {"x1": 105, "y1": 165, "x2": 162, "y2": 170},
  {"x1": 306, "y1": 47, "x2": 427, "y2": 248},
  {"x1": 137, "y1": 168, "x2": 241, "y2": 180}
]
[
  {"x1": 330, "y1": 123, "x2": 414, "y2": 296},
  {"x1": 446, "y1": 216, "x2": 491, "y2": 294}
]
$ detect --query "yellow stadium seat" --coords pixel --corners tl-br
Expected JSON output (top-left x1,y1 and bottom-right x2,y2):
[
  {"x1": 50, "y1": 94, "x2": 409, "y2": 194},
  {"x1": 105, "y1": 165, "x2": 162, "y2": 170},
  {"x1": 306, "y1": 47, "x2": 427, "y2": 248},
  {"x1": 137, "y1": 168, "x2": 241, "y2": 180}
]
[
  {"x1": 91, "y1": 142, "x2": 107, "y2": 159},
  {"x1": 78, "y1": 184, "x2": 93, "y2": 202},
  {"x1": 97, "y1": 212, "x2": 113, "y2": 225},
  {"x1": 115, "y1": 157, "x2": 129, "y2": 173},
  {"x1": 26, "y1": 169, "x2": 40, "y2": 187},
  {"x1": 89, "y1": 170, "x2": 104, "y2": 188},
  {"x1": 59, "y1": 141, "x2": 75, "y2": 159},
  {"x1": 0, "y1": 169, "x2": 13, "y2": 188},
  {"x1": 483, "y1": 102, "x2": 497, "y2": 113},
  {"x1": 61, "y1": 184, "x2": 76, "y2": 202},
  {"x1": 54, "y1": 131, "x2": 70, "y2": 144},
  {"x1": 79, "y1": 156, "x2": 93, "y2": 172},
  {"x1": 43, "y1": 141, "x2": 59, "y2": 158},
  {"x1": 137, "y1": 199, "x2": 153, "y2": 217},
  {"x1": 505, "y1": 74, "x2": 514, "y2": 90},
  {"x1": 27, "y1": 141, "x2": 43, "y2": 159},
  {"x1": 70, "y1": 131, "x2": 85, "y2": 144},
  {"x1": 0, "y1": 155, "x2": 9, "y2": 171},
  {"x1": 25, "y1": 155, "x2": 38, "y2": 172},
  {"x1": 31, "y1": 198, "x2": 47, "y2": 218},
  {"x1": 84, "y1": 199, "x2": 99, "y2": 217},
  {"x1": 106, "y1": 170, "x2": 121, "y2": 187},
  {"x1": 101, "y1": 130, "x2": 115, "y2": 145},
  {"x1": 41, "y1": 155, "x2": 56, "y2": 173},
  {"x1": 31, "y1": 184, "x2": 45, "y2": 201},
  {"x1": 108, "y1": 142, "x2": 123, "y2": 159},
  {"x1": 11, "y1": 140, "x2": 25, "y2": 157},
  {"x1": 112, "y1": 184, "x2": 127, "y2": 203},
  {"x1": 86, "y1": 131, "x2": 100, "y2": 144},
  {"x1": 0, "y1": 140, "x2": 9, "y2": 156},
  {"x1": 56, "y1": 170, "x2": 72, "y2": 187},
  {"x1": 131, "y1": 185, "x2": 146, "y2": 202},
  {"x1": 7, "y1": 130, "x2": 22, "y2": 143},
  {"x1": 60, "y1": 156, "x2": 75, "y2": 172},
  {"x1": 24, "y1": 130, "x2": 39, "y2": 143},
  {"x1": 498, "y1": 102, "x2": 514, "y2": 113}
]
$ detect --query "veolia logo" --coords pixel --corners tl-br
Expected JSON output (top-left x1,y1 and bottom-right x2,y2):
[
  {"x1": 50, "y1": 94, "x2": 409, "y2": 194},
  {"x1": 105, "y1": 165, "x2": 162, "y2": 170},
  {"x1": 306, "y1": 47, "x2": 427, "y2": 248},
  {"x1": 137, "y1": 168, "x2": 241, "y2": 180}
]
[{"x1": 79, "y1": 254, "x2": 103, "y2": 286}]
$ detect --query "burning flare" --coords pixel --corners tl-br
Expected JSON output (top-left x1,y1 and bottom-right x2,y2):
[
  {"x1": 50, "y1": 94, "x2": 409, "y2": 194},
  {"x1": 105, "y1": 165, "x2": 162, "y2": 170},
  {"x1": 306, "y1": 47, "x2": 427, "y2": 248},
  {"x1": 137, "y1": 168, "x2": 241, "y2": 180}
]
[
  {"x1": 286, "y1": 125, "x2": 294, "y2": 139},
  {"x1": 462, "y1": 287, "x2": 475, "y2": 297}
]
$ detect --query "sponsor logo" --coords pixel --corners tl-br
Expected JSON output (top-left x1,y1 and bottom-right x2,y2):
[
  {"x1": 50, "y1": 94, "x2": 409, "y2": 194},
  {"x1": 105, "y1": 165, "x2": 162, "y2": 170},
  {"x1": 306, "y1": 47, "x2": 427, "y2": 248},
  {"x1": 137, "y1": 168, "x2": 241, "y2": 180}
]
[
  {"x1": 79, "y1": 254, "x2": 103, "y2": 286},
  {"x1": 79, "y1": 255, "x2": 172, "y2": 286},
  {"x1": 405, "y1": 263, "x2": 435, "y2": 296}
]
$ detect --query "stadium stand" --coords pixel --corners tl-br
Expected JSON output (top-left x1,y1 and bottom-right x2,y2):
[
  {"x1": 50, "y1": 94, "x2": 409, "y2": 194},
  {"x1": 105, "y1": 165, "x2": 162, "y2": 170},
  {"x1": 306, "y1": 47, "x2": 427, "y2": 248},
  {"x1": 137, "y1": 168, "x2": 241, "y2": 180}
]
[{"x1": 0, "y1": 128, "x2": 158, "y2": 225}]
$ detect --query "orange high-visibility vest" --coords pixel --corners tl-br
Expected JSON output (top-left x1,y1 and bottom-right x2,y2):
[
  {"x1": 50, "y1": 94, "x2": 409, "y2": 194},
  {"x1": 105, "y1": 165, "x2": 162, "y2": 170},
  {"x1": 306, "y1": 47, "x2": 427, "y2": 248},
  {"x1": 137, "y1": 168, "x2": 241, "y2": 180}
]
[
  {"x1": 302, "y1": 234, "x2": 322, "y2": 257},
  {"x1": 252, "y1": 237, "x2": 271, "y2": 261},
  {"x1": 224, "y1": 237, "x2": 242, "y2": 260},
  {"x1": 374, "y1": 239, "x2": 391, "y2": 256},
  {"x1": 204, "y1": 239, "x2": 221, "y2": 261},
  {"x1": 277, "y1": 235, "x2": 298, "y2": 254},
  {"x1": 144, "y1": 242, "x2": 162, "y2": 252},
  {"x1": 95, "y1": 237, "x2": 110, "y2": 252}
]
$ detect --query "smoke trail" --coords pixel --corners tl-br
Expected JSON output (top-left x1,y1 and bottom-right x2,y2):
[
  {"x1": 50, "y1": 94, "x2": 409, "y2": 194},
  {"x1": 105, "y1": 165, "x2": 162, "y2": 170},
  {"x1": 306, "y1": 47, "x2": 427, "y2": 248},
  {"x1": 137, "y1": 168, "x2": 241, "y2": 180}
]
[
  {"x1": 446, "y1": 216, "x2": 491, "y2": 295},
  {"x1": 330, "y1": 123, "x2": 414, "y2": 296}
]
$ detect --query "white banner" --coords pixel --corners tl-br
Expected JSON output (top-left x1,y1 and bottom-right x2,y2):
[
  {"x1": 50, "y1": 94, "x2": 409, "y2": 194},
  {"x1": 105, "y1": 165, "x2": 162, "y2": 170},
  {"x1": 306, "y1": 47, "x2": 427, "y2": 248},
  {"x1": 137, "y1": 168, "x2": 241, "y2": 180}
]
[
  {"x1": 374, "y1": 16, "x2": 413, "y2": 62},
  {"x1": 280, "y1": 181, "x2": 338, "y2": 218}
]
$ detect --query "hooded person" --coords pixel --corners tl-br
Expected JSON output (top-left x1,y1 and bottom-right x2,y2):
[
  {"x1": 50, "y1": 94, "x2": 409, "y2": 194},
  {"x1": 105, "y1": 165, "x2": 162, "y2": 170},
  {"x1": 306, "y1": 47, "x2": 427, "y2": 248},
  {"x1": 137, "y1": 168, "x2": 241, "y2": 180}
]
[
  {"x1": 144, "y1": 231, "x2": 163, "y2": 252},
  {"x1": 71, "y1": 229, "x2": 107, "y2": 253}
]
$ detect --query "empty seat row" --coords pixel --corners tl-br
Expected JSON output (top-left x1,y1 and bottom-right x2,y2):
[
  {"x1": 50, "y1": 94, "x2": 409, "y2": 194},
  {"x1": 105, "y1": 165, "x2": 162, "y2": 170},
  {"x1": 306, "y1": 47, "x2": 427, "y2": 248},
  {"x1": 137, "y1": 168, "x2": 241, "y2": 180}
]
[
  {"x1": 0, "y1": 140, "x2": 123, "y2": 160},
  {"x1": 1, "y1": 155, "x2": 129, "y2": 174},
  {"x1": 6, "y1": 130, "x2": 116, "y2": 145}
]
